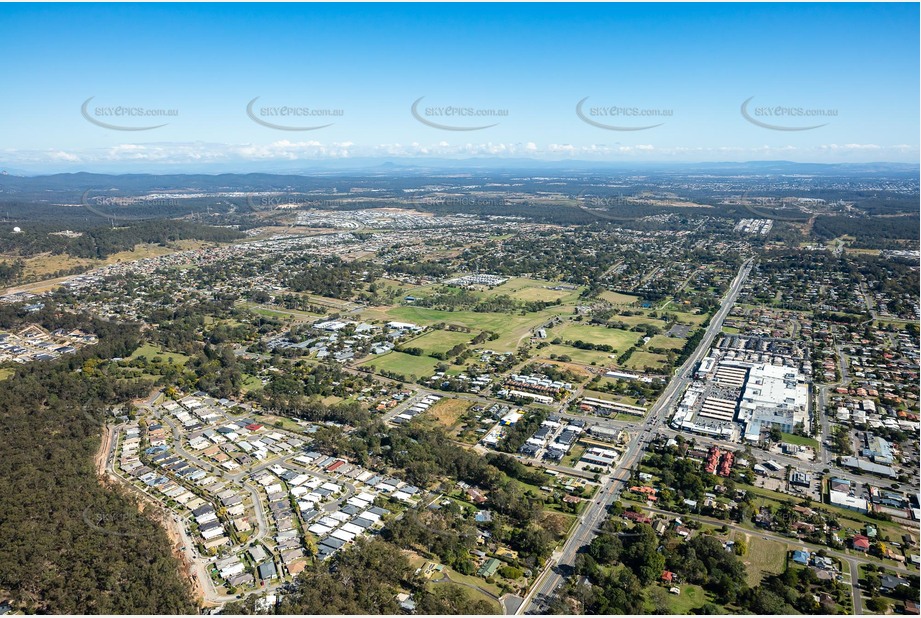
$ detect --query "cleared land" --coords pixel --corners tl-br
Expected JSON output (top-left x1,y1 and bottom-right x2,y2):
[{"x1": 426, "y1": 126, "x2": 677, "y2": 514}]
[
  {"x1": 599, "y1": 290, "x2": 641, "y2": 305},
  {"x1": 490, "y1": 277, "x2": 582, "y2": 303},
  {"x1": 647, "y1": 583, "x2": 708, "y2": 614},
  {"x1": 539, "y1": 344, "x2": 616, "y2": 366},
  {"x1": 360, "y1": 305, "x2": 570, "y2": 352},
  {"x1": 738, "y1": 534, "x2": 788, "y2": 587},
  {"x1": 406, "y1": 330, "x2": 475, "y2": 355},
  {"x1": 426, "y1": 398, "x2": 472, "y2": 429},
  {"x1": 127, "y1": 343, "x2": 190, "y2": 366},
  {"x1": 647, "y1": 334, "x2": 687, "y2": 350},
  {"x1": 582, "y1": 388, "x2": 641, "y2": 407},
  {"x1": 625, "y1": 350, "x2": 669, "y2": 371},
  {"x1": 551, "y1": 323, "x2": 641, "y2": 352},
  {"x1": 241, "y1": 302, "x2": 323, "y2": 321},
  {"x1": 780, "y1": 432, "x2": 820, "y2": 449},
  {"x1": 361, "y1": 351, "x2": 441, "y2": 379}
]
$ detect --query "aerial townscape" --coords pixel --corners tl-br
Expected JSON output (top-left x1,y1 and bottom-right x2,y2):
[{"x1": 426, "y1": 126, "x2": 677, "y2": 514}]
[
  {"x1": 0, "y1": 164, "x2": 918, "y2": 616},
  {"x1": 0, "y1": 2, "x2": 918, "y2": 617}
]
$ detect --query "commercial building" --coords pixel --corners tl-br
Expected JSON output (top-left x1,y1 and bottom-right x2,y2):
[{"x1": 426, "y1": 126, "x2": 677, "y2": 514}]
[{"x1": 829, "y1": 490, "x2": 869, "y2": 513}]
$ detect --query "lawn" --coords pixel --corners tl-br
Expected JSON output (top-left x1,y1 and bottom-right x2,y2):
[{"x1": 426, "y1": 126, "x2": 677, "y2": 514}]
[
  {"x1": 361, "y1": 305, "x2": 570, "y2": 352},
  {"x1": 599, "y1": 290, "x2": 641, "y2": 305},
  {"x1": 490, "y1": 277, "x2": 583, "y2": 303},
  {"x1": 647, "y1": 334, "x2": 687, "y2": 350},
  {"x1": 585, "y1": 383, "x2": 642, "y2": 406},
  {"x1": 607, "y1": 313, "x2": 669, "y2": 329},
  {"x1": 426, "y1": 398, "x2": 472, "y2": 429},
  {"x1": 644, "y1": 583, "x2": 709, "y2": 614},
  {"x1": 738, "y1": 534, "x2": 788, "y2": 586},
  {"x1": 406, "y1": 329, "x2": 474, "y2": 355},
  {"x1": 128, "y1": 343, "x2": 190, "y2": 366},
  {"x1": 625, "y1": 350, "x2": 669, "y2": 372},
  {"x1": 538, "y1": 343, "x2": 615, "y2": 367},
  {"x1": 551, "y1": 322, "x2": 641, "y2": 352},
  {"x1": 0, "y1": 368, "x2": 13, "y2": 381},
  {"x1": 360, "y1": 351, "x2": 441, "y2": 379},
  {"x1": 248, "y1": 412, "x2": 311, "y2": 434},
  {"x1": 241, "y1": 302, "x2": 322, "y2": 322},
  {"x1": 561, "y1": 444, "x2": 586, "y2": 468},
  {"x1": 241, "y1": 374, "x2": 263, "y2": 393},
  {"x1": 670, "y1": 310, "x2": 711, "y2": 326},
  {"x1": 780, "y1": 432, "x2": 820, "y2": 449}
]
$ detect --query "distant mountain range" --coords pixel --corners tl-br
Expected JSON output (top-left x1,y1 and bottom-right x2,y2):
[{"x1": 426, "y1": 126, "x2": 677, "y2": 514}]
[{"x1": 1, "y1": 159, "x2": 917, "y2": 180}]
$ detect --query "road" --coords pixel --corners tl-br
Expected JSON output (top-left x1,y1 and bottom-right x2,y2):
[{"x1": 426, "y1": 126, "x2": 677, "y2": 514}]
[
  {"x1": 102, "y1": 423, "x2": 241, "y2": 605},
  {"x1": 519, "y1": 258, "x2": 754, "y2": 614}
]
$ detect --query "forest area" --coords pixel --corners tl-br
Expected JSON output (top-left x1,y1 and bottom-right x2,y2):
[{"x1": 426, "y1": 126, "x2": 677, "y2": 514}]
[{"x1": 0, "y1": 304, "x2": 196, "y2": 614}]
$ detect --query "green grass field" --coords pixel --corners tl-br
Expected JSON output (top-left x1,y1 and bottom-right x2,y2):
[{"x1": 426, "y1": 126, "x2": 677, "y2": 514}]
[
  {"x1": 406, "y1": 329, "x2": 474, "y2": 355},
  {"x1": 599, "y1": 290, "x2": 641, "y2": 305},
  {"x1": 426, "y1": 398, "x2": 472, "y2": 429},
  {"x1": 625, "y1": 350, "x2": 669, "y2": 371},
  {"x1": 242, "y1": 302, "x2": 323, "y2": 321},
  {"x1": 740, "y1": 535, "x2": 788, "y2": 586},
  {"x1": 608, "y1": 313, "x2": 670, "y2": 329},
  {"x1": 551, "y1": 322, "x2": 641, "y2": 352},
  {"x1": 128, "y1": 343, "x2": 190, "y2": 366},
  {"x1": 650, "y1": 583, "x2": 709, "y2": 614},
  {"x1": 490, "y1": 277, "x2": 583, "y2": 303},
  {"x1": 647, "y1": 334, "x2": 687, "y2": 350},
  {"x1": 780, "y1": 432, "x2": 820, "y2": 449},
  {"x1": 538, "y1": 344, "x2": 615, "y2": 366},
  {"x1": 361, "y1": 305, "x2": 570, "y2": 352},
  {"x1": 241, "y1": 374, "x2": 263, "y2": 393},
  {"x1": 670, "y1": 310, "x2": 711, "y2": 326},
  {"x1": 560, "y1": 444, "x2": 586, "y2": 468},
  {"x1": 0, "y1": 368, "x2": 13, "y2": 381},
  {"x1": 360, "y1": 351, "x2": 441, "y2": 379}
]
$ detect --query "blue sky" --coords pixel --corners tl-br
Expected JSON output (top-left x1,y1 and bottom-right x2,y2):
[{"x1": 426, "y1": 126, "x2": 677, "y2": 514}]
[{"x1": 0, "y1": 3, "x2": 917, "y2": 171}]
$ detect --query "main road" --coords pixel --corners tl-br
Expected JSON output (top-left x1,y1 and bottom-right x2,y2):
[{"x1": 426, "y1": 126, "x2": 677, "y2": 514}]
[{"x1": 519, "y1": 258, "x2": 754, "y2": 614}]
